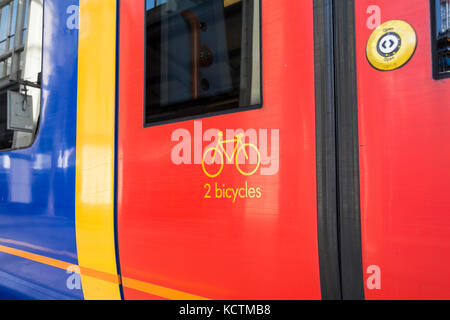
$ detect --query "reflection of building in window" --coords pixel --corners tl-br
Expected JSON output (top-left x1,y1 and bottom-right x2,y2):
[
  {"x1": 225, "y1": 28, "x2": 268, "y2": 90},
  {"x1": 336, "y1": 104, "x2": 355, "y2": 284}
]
[
  {"x1": 146, "y1": 0, "x2": 167, "y2": 11},
  {"x1": 145, "y1": 0, "x2": 261, "y2": 125},
  {"x1": 0, "y1": 0, "x2": 29, "y2": 81},
  {"x1": 0, "y1": 0, "x2": 42, "y2": 151},
  {"x1": 436, "y1": 0, "x2": 450, "y2": 76}
]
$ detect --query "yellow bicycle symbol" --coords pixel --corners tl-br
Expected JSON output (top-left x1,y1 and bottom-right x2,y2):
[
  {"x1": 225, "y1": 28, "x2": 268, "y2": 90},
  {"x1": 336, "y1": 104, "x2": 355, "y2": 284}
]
[{"x1": 202, "y1": 132, "x2": 261, "y2": 178}]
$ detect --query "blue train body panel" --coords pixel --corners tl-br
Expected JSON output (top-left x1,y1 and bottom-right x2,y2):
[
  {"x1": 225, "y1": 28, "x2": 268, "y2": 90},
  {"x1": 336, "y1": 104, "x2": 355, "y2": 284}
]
[{"x1": 0, "y1": 0, "x2": 82, "y2": 300}]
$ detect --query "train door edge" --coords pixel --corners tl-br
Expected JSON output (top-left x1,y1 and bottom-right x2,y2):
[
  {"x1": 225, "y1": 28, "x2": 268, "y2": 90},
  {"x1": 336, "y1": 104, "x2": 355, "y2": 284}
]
[{"x1": 313, "y1": 0, "x2": 365, "y2": 300}]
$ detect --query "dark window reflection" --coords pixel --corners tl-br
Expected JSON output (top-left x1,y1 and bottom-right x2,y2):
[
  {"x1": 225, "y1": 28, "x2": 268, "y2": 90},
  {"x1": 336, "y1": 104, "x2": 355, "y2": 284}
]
[
  {"x1": 0, "y1": 92, "x2": 14, "y2": 150},
  {"x1": 145, "y1": 0, "x2": 261, "y2": 125},
  {"x1": 433, "y1": 0, "x2": 450, "y2": 78}
]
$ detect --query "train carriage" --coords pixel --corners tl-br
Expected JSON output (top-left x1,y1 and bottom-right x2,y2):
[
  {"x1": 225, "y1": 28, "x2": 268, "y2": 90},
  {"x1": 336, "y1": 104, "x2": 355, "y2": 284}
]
[{"x1": 0, "y1": 0, "x2": 448, "y2": 300}]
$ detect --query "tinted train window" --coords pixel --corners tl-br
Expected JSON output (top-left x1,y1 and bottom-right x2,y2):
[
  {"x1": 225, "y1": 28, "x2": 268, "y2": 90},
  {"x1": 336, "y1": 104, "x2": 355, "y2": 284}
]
[
  {"x1": 145, "y1": 0, "x2": 261, "y2": 125},
  {"x1": 0, "y1": 0, "x2": 42, "y2": 151},
  {"x1": 431, "y1": 0, "x2": 450, "y2": 79}
]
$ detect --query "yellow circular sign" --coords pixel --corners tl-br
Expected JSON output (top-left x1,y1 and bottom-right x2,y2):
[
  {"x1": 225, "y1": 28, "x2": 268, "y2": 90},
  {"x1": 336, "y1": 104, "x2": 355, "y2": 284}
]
[{"x1": 366, "y1": 20, "x2": 417, "y2": 71}]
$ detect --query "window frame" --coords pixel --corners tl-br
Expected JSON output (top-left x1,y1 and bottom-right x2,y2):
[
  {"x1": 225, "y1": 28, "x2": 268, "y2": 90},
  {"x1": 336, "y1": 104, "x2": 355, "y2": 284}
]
[{"x1": 142, "y1": 0, "x2": 263, "y2": 128}]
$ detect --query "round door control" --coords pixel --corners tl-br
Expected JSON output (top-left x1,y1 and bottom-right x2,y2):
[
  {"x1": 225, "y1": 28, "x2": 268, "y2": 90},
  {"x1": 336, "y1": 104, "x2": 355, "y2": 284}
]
[{"x1": 367, "y1": 20, "x2": 417, "y2": 71}]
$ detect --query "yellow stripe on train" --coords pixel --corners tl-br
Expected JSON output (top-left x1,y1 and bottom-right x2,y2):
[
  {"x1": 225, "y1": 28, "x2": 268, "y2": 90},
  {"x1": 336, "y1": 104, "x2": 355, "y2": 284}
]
[{"x1": 75, "y1": 0, "x2": 121, "y2": 300}]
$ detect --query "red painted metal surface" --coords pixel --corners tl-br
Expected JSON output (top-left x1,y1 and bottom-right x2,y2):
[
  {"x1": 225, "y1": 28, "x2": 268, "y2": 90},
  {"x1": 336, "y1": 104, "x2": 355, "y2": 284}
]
[
  {"x1": 355, "y1": 0, "x2": 450, "y2": 299},
  {"x1": 118, "y1": 0, "x2": 321, "y2": 299}
]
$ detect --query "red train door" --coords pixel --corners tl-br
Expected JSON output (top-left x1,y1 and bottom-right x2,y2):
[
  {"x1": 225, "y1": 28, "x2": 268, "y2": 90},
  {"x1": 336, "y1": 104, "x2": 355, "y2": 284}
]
[
  {"x1": 116, "y1": 0, "x2": 450, "y2": 300},
  {"x1": 117, "y1": 0, "x2": 321, "y2": 299},
  {"x1": 354, "y1": 0, "x2": 450, "y2": 299}
]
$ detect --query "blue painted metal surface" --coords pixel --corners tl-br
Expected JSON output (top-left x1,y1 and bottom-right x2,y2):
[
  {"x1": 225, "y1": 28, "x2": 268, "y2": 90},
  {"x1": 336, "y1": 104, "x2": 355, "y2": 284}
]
[{"x1": 0, "y1": 0, "x2": 82, "y2": 300}]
